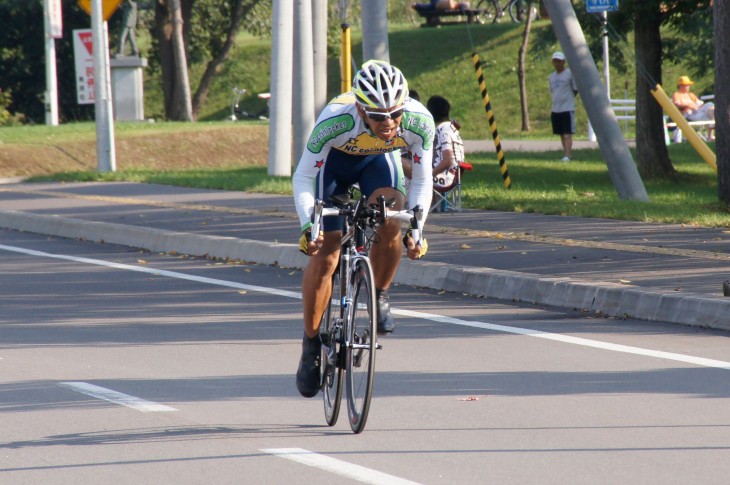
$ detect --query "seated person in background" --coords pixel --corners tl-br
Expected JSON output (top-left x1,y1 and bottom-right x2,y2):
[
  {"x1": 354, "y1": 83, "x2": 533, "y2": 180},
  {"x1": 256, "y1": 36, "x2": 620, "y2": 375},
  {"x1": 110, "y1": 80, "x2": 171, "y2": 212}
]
[
  {"x1": 403, "y1": 95, "x2": 464, "y2": 210},
  {"x1": 671, "y1": 75, "x2": 715, "y2": 141},
  {"x1": 427, "y1": 95, "x2": 465, "y2": 195},
  {"x1": 412, "y1": 0, "x2": 470, "y2": 12}
]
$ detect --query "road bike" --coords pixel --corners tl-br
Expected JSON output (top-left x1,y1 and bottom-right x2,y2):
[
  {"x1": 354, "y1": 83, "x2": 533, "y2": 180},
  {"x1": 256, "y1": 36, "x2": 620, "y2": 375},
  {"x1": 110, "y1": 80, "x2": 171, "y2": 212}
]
[
  {"x1": 311, "y1": 193, "x2": 423, "y2": 434},
  {"x1": 475, "y1": 0, "x2": 539, "y2": 23}
]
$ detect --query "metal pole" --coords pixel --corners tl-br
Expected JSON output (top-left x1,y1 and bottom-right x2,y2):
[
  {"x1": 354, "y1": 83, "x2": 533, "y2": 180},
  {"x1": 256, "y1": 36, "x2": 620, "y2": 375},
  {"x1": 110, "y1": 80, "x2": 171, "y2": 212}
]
[
  {"x1": 361, "y1": 0, "x2": 389, "y2": 62},
  {"x1": 43, "y1": 0, "x2": 59, "y2": 126},
  {"x1": 293, "y1": 0, "x2": 316, "y2": 165},
  {"x1": 268, "y1": 0, "x2": 294, "y2": 176},
  {"x1": 602, "y1": 11, "x2": 610, "y2": 98},
  {"x1": 91, "y1": 0, "x2": 116, "y2": 172},
  {"x1": 312, "y1": 0, "x2": 328, "y2": 113}
]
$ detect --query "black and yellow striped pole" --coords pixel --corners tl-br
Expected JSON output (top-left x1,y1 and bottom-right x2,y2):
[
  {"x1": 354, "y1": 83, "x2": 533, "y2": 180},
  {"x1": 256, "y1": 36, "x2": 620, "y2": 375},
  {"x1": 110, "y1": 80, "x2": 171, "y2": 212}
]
[{"x1": 471, "y1": 52, "x2": 511, "y2": 189}]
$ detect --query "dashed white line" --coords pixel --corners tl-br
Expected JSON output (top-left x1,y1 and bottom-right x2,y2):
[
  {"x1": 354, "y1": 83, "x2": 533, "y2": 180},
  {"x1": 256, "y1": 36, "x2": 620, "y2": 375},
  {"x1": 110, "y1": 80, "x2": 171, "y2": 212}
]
[
  {"x1": 59, "y1": 381, "x2": 178, "y2": 412},
  {"x1": 2, "y1": 242, "x2": 730, "y2": 371},
  {"x1": 261, "y1": 448, "x2": 422, "y2": 485}
]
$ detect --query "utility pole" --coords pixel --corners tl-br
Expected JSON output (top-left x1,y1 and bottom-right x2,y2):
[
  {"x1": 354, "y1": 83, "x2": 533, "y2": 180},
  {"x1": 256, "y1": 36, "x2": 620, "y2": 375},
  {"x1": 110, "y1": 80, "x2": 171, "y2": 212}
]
[
  {"x1": 361, "y1": 0, "x2": 389, "y2": 62},
  {"x1": 91, "y1": 0, "x2": 116, "y2": 172},
  {"x1": 43, "y1": 0, "x2": 62, "y2": 126},
  {"x1": 293, "y1": 0, "x2": 315, "y2": 165},
  {"x1": 268, "y1": 0, "x2": 294, "y2": 176}
]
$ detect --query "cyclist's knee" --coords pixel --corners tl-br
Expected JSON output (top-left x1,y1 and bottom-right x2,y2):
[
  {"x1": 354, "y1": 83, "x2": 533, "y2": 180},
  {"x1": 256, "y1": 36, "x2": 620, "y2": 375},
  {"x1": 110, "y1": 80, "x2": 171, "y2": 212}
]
[{"x1": 368, "y1": 187, "x2": 405, "y2": 210}]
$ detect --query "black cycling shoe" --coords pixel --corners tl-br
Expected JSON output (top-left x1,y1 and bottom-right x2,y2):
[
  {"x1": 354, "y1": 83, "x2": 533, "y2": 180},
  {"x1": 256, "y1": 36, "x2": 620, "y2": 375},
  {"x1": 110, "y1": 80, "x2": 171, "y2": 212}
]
[
  {"x1": 296, "y1": 333, "x2": 321, "y2": 398},
  {"x1": 376, "y1": 289, "x2": 396, "y2": 334}
]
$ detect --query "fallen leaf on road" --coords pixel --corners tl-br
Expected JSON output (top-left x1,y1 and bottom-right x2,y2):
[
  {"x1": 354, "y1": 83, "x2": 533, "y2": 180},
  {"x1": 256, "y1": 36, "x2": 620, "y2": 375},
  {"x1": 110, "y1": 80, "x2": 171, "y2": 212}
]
[
  {"x1": 460, "y1": 244, "x2": 471, "y2": 249},
  {"x1": 619, "y1": 279, "x2": 631, "y2": 284}
]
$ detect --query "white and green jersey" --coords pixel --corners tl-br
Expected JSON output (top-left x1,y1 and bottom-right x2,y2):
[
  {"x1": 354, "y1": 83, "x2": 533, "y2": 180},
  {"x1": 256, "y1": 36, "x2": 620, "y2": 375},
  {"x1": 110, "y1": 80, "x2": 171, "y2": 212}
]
[{"x1": 293, "y1": 93, "x2": 435, "y2": 230}]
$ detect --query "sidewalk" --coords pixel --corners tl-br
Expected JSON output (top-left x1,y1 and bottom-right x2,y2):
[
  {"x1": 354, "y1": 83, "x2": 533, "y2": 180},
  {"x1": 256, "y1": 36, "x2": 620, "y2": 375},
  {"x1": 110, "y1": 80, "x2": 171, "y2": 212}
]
[{"x1": 1, "y1": 181, "x2": 729, "y2": 331}]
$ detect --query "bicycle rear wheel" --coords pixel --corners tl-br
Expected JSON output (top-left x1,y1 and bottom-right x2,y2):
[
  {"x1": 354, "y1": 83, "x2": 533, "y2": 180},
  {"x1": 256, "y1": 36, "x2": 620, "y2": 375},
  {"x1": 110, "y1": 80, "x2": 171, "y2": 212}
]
[
  {"x1": 508, "y1": 0, "x2": 538, "y2": 22},
  {"x1": 345, "y1": 258, "x2": 377, "y2": 434},
  {"x1": 321, "y1": 271, "x2": 343, "y2": 426}
]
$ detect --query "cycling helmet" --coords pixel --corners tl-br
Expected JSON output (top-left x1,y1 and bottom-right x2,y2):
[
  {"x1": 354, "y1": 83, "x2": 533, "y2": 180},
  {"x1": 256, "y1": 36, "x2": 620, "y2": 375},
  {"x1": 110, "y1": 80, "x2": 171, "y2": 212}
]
[{"x1": 352, "y1": 60, "x2": 409, "y2": 109}]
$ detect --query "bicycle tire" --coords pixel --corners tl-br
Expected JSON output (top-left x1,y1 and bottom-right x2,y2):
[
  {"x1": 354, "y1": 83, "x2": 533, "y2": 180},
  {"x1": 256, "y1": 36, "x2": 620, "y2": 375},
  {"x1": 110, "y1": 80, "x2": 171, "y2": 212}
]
[
  {"x1": 345, "y1": 258, "x2": 377, "y2": 434},
  {"x1": 508, "y1": 0, "x2": 538, "y2": 23},
  {"x1": 321, "y1": 271, "x2": 343, "y2": 426},
  {"x1": 475, "y1": 0, "x2": 504, "y2": 23}
]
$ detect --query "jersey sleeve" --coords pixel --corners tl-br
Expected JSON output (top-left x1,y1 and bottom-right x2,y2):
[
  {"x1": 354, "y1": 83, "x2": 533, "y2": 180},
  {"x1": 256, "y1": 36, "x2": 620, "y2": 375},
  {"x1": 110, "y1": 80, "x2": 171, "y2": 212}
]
[
  {"x1": 292, "y1": 103, "x2": 356, "y2": 231},
  {"x1": 401, "y1": 106, "x2": 436, "y2": 227}
]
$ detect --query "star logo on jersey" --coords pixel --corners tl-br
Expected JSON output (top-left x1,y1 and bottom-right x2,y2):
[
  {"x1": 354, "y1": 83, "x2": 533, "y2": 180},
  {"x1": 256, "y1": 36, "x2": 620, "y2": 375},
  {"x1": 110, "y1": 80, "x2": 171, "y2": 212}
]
[
  {"x1": 413, "y1": 154, "x2": 422, "y2": 165},
  {"x1": 314, "y1": 159, "x2": 324, "y2": 169}
]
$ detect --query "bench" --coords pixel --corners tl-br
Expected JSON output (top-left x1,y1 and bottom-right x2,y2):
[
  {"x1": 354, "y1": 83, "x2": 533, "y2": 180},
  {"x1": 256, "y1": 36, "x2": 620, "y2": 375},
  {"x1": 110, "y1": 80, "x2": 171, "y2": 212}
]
[
  {"x1": 587, "y1": 99, "x2": 635, "y2": 141},
  {"x1": 412, "y1": 6, "x2": 486, "y2": 26},
  {"x1": 664, "y1": 119, "x2": 715, "y2": 143}
]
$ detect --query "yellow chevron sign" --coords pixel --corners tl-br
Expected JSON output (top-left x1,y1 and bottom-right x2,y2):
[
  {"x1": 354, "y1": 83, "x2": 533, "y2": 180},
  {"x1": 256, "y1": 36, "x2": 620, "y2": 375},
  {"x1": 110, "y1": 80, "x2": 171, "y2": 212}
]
[{"x1": 77, "y1": 0, "x2": 124, "y2": 21}]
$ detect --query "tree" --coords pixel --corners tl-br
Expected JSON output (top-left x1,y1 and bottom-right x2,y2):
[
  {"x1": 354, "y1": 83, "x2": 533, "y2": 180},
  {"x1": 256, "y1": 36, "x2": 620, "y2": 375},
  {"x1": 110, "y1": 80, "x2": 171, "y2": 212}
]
[
  {"x1": 0, "y1": 0, "x2": 95, "y2": 123},
  {"x1": 154, "y1": 0, "x2": 192, "y2": 120},
  {"x1": 716, "y1": 0, "x2": 730, "y2": 205},
  {"x1": 190, "y1": 0, "x2": 263, "y2": 119},
  {"x1": 517, "y1": 0, "x2": 536, "y2": 132},
  {"x1": 632, "y1": 1, "x2": 675, "y2": 179},
  {"x1": 151, "y1": 0, "x2": 267, "y2": 120}
]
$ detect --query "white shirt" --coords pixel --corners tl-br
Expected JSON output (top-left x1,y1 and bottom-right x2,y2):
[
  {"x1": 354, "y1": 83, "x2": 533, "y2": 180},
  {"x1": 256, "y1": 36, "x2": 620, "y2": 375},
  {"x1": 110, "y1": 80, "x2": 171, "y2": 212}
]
[{"x1": 549, "y1": 68, "x2": 577, "y2": 113}]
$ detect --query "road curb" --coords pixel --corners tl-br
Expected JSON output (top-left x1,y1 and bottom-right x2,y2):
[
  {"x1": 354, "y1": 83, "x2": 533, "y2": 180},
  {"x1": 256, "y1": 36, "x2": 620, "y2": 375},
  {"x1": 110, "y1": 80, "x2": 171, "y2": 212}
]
[{"x1": 3, "y1": 210, "x2": 729, "y2": 331}]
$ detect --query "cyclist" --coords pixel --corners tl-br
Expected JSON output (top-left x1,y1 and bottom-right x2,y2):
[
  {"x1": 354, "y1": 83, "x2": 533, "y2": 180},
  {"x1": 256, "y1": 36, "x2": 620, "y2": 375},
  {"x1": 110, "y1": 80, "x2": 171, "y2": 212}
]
[{"x1": 292, "y1": 60, "x2": 435, "y2": 398}]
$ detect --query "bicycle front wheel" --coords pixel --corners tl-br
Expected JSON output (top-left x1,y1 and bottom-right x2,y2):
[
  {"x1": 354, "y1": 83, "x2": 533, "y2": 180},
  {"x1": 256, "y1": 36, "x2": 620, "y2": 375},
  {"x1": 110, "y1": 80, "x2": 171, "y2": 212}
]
[
  {"x1": 475, "y1": 0, "x2": 502, "y2": 23},
  {"x1": 321, "y1": 271, "x2": 343, "y2": 426},
  {"x1": 345, "y1": 258, "x2": 377, "y2": 434}
]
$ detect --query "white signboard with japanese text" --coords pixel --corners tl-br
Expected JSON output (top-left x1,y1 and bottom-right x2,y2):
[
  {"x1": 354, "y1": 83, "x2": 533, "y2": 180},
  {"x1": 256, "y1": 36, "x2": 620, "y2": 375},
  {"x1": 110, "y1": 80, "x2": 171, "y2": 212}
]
[
  {"x1": 73, "y1": 29, "x2": 95, "y2": 105},
  {"x1": 49, "y1": 0, "x2": 63, "y2": 38}
]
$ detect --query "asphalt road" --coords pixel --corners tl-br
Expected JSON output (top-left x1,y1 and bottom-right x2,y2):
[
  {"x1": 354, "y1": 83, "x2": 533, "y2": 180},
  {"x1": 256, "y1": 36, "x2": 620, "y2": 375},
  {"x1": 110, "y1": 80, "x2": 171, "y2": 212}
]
[{"x1": 3, "y1": 229, "x2": 730, "y2": 484}]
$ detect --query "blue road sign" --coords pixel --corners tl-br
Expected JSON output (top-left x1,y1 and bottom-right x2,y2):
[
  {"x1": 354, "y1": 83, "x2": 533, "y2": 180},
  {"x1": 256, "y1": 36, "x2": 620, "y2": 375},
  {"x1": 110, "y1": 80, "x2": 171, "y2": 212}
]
[{"x1": 586, "y1": 0, "x2": 619, "y2": 13}]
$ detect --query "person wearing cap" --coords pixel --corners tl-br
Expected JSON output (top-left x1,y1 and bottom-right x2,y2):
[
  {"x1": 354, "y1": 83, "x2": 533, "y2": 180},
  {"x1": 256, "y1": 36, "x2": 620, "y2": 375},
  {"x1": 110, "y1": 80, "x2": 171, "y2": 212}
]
[
  {"x1": 671, "y1": 75, "x2": 715, "y2": 141},
  {"x1": 549, "y1": 51, "x2": 578, "y2": 162}
]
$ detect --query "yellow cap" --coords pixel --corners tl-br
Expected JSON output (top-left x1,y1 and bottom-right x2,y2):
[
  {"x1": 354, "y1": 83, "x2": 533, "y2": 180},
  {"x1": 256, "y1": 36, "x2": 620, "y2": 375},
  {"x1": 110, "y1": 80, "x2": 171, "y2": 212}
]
[{"x1": 677, "y1": 75, "x2": 694, "y2": 86}]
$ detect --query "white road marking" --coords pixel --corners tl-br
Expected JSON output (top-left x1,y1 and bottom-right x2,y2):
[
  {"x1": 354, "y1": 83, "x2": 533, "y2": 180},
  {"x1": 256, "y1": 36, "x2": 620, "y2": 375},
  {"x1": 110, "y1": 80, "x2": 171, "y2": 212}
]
[
  {"x1": 262, "y1": 448, "x2": 422, "y2": 485},
  {"x1": 59, "y1": 381, "x2": 178, "y2": 412},
  {"x1": 2, "y1": 243, "x2": 730, "y2": 371}
]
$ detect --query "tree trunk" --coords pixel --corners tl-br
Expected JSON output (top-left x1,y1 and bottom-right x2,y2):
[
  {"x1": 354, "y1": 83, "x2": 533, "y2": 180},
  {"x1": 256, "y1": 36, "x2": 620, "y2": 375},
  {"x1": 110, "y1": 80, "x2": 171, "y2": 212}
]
[
  {"x1": 716, "y1": 0, "x2": 730, "y2": 205},
  {"x1": 634, "y1": 5, "x2": 676, "y2": 179},
  {"x1": 517, "y1": 1, "x2": 534, "y2": 132},
  {"x1": 154, "y1": 1, "x2": 175, "y2": 118},
  {"x1": 191, "y1": 0, "x2": 257, "y2": 118},
  {"x1": 168, "y1": 0, "x2": 193, "y2": 120},
  {"x1": 154, "y1": 0, "x2": 192, "y2": 121}
]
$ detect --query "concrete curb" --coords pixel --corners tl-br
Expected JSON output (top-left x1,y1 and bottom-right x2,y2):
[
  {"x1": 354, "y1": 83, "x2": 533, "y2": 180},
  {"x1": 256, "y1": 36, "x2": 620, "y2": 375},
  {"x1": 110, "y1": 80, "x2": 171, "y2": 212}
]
[{"x1": 3, "y1": 210, "x2": 729, "y2": 331}]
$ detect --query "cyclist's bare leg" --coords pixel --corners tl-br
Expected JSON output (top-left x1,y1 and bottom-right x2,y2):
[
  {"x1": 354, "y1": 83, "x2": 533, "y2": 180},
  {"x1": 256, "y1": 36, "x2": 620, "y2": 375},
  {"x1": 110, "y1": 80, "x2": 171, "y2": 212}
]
[
  {"x1": 368, "y1": 187, "x2": 405, "y2": 291},
  {"x1": 301, "y1": 231, "x2": 341, "y2": 338}
]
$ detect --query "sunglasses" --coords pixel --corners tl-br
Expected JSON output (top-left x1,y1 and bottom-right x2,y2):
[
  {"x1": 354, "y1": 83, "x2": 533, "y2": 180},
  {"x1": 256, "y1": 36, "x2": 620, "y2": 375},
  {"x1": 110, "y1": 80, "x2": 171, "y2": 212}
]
[{"x1": 364, "y1": 106, "x2": 404, "y2": 122}]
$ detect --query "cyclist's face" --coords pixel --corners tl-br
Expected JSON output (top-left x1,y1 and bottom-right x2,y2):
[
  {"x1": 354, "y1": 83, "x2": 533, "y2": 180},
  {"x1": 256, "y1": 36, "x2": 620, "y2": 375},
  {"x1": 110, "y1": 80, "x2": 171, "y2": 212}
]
[{"x1": 358, "y1": 104, "x2": 403, "y2": 142}]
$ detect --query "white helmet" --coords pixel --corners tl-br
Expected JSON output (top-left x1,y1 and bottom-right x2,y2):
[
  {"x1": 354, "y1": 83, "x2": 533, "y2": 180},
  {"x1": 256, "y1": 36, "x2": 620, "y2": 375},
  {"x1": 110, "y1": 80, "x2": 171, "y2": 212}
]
[{"x1": 352, "y1": 60, "x2": 409, "y2": 109}]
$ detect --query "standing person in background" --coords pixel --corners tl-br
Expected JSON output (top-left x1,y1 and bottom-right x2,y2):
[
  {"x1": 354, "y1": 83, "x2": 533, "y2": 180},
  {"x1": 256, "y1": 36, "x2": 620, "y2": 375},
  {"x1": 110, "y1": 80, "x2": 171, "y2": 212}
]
[{"x1": 549, "y1": 51, "x2": 578, "y2": 162}]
